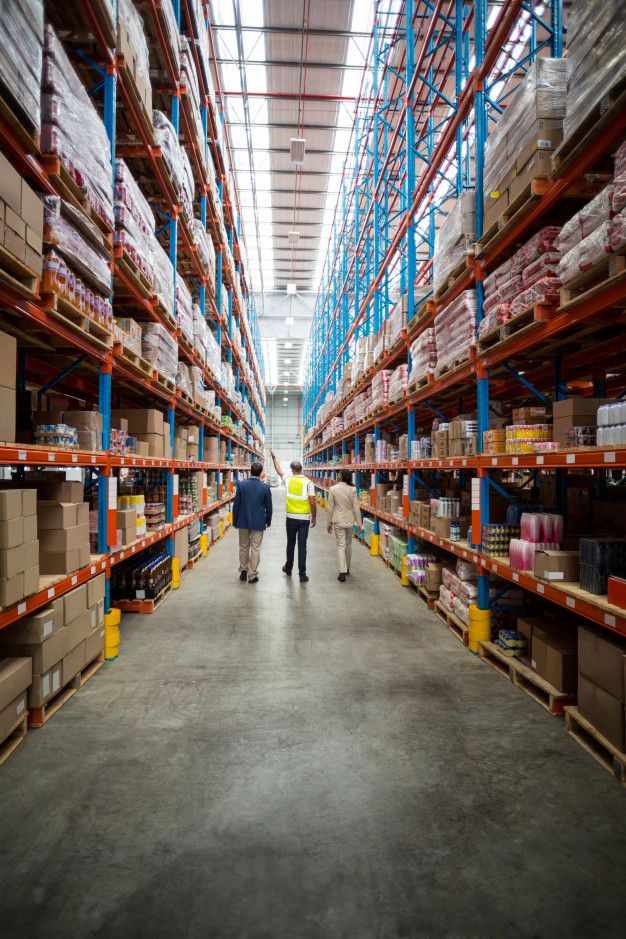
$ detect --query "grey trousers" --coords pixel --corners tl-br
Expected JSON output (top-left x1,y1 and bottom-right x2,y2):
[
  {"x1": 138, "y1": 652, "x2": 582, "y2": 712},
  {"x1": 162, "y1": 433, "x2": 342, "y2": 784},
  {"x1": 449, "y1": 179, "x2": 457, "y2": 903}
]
[
  {"x1": 239, "y1": 529, "x2": 264, "y2": 578},
  {"x1": 334, "y1": 524, "x2": 352, "y2": 574}
]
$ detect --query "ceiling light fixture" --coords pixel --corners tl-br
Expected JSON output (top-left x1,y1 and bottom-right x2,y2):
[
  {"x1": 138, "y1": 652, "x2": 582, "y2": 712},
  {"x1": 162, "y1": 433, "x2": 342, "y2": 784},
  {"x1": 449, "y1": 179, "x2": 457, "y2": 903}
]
[
  {"x1": 285, "y1": 316, "x2": 294, "y2": 326},
  {"x1": 284, "y1": 358, "x2": 292, "y2": 364},
  {"x1": 288, "y1": 230, "x2": 300, "y2": 247},
  {"x1": 286, "y1": 284, "x2": 297, "y2": 295},
  {"x1": 290, "y1": 137, "x2": 306, "y2": 164}
]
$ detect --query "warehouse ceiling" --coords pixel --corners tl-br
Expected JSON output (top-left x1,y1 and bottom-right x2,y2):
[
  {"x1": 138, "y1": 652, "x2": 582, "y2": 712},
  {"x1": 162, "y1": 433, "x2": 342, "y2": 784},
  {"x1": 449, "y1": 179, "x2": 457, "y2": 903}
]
[{"x1": 209, "y1": 0, "x2": 373, "y2": 297}]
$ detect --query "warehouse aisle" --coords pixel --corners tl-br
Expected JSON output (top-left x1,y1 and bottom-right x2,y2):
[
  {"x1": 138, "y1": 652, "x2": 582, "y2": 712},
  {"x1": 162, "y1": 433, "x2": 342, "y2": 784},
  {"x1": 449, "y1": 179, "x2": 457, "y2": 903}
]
[{"x1": 0, "y1": 501, "x2": 626, "y2": 938}]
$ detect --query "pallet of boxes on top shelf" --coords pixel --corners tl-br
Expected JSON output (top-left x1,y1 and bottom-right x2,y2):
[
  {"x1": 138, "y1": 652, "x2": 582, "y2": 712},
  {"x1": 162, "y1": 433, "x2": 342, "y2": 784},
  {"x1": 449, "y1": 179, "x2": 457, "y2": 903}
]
[
  {"x1": 432, "y1": 191, "x2": 475, "y2": 304},
  {"x1": 116, "y1": 0, "x2": 154, "y2": 144},
  {"x1": 0, "y1": 0, "x2": 43, "y2": 152}
]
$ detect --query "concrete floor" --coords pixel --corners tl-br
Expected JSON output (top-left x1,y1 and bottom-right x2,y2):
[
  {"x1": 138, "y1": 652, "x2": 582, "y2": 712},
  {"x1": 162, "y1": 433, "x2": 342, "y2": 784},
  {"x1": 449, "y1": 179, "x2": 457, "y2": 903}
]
[{"x1": 0, "y1": 499, "x2": 625, "y2": 938}]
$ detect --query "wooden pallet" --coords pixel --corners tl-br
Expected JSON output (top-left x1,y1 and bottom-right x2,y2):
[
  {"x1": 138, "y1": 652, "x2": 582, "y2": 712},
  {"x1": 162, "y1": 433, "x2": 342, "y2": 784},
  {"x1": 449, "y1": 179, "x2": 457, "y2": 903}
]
[
  {"x1": 40, "y1": 155, "x2": 112, "y2": 237},
  {"x1": 407, "y1": 375, "x2": 433, "y2": 395},
  {"x1": 186, "y1": 550, "x2": 203, "y2": 571},
  {"x1": 0, "y1": 243, "x2": 40, "y2": 300},
  {"x1": 434, "y1": 600, "x2": 469, "y2": 645},
  {"x1": 114, "y1": 342, "x2": 154, "y2": 378},
  {"x1": 0, "y1": 85, "x2": 40, "y2": 153},
  {"x1": 559, "y1": 252, "x2": 626, "y2": 309},
  {"x1": 478, "y1": 178, "x2": 550, "y2": 256},
  {"x1": 45, "y1": 0, "x2": 116, "y2": 48},
  {"x1": 113, "y1": 245, "x2": 155, "y2": 302},
  {"x1": 552, "y1": 82, "x2": 626, "y2": 180},
  {"x1": 416, "y1": 584, "x2": 438, "y2": 610},
  {"x1": 477, "y1": 301, "x2": 554, "y2": 353},
  {"x1": 479, "y1": 640, "x2": 576, "y2": 716},
  {"x1": 0, "y1": 713, "x2": 28, "y2": 766},
  {"x1": 116, "y1": 581, "x2": 172, "y2": 614},
  {"x1": 563, "y1": 706, "x2": 626, "y2": 787},
  {"x1": 41, "y1": 292, "x2": 114, "y2": 349}
]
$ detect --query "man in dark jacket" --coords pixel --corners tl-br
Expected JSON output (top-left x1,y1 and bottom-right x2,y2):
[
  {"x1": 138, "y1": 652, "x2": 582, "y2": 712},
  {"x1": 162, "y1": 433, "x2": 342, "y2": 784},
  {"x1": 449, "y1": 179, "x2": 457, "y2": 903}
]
[{"x1": 232, "y1": 461, "x2": 273, "y2": 584}]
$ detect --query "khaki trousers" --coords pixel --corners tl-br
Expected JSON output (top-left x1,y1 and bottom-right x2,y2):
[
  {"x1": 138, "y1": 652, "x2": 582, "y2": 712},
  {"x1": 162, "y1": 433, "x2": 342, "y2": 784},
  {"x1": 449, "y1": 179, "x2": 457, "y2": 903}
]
[
  {"x1": 333, "y1": 524, "x2": 353, "y2": 574},
  {"x1": 238, "y1": 529, "x2": 264, "y2": 578}
]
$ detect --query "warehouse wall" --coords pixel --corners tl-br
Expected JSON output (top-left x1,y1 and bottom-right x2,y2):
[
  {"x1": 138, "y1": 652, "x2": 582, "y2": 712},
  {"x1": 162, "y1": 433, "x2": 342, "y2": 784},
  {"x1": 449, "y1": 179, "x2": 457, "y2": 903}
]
[{"x1": 264, "y1": 392, "x2": 303, "y2": 478}]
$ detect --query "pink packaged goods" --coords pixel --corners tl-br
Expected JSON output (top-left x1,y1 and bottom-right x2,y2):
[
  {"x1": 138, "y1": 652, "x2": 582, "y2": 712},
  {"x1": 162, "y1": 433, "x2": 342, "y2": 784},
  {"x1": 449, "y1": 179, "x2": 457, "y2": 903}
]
[{"x1": 434, "y1": 290, "x2": 476, "y2": 374}]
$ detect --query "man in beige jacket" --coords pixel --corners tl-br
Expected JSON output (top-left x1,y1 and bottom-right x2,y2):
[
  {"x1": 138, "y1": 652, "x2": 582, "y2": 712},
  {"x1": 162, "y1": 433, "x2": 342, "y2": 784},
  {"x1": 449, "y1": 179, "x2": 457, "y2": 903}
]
[{"x1": 327, "y1": 469, "x2": 362, "y2": 582}]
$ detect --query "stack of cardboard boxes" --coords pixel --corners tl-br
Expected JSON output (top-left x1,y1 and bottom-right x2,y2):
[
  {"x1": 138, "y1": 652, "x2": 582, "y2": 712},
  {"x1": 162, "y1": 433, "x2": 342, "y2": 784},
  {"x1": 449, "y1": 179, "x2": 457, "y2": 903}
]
[
  {"x1": 116, "y1": 507, "x2": 137, "y2": 548},
  {"x1": 111, "y1": 409, "x2": 171, "y2": 459},
  {"x1": 516, "y1": 614, "x2": 577, "y2": 694},
  {"x1": 0, "y1": 657, "x2": 32, "y2": 745},
  {"x1": 0, "y1": 488, "x2": 39, "y2": 609},
  {"x1": 173, "y1": 424, "x2": 200, "y2": 461},
  {"x1": 37, "y1": 480, "x2": 90, "y2": 575},
  {"x1": 0, "y1": 150, "x2": 44, "y2": 283},
  {"x1": 577, "y1": 625, "x2": 626, "y2": 753},
  {"x1": 0, "y1": 573, "x2": 105, "y2": 712},
  {"x1": 0, "y1": 329, "x2": 16, "y2": 444}
]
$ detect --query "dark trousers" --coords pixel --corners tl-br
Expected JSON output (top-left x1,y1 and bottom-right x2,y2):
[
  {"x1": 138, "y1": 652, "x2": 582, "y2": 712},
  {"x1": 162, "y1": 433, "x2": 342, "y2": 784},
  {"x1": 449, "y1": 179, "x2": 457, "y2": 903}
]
[{"x1": 285, "y1": 517, "x2": 310, "y2": 575}]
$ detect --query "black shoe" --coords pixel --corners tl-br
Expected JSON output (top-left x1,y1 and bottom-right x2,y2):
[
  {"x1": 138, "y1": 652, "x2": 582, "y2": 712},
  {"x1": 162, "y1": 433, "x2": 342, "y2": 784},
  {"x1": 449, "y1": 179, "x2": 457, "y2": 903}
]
[
  {"x1": 248, "y1": 576, "x2": 258, "y2": 584},
  {"x1": 282, "y1": 565, "x2": 292, "y2": 577},
  {"x1": 300, "y1": 575, "x2": 309, "y2": 583},
  {"x1": 346, "y1": 570, "x2": 350, "y2": 576},
  {"x1": 338, "y1": 573, "x2": 346, "y2": 583},
  {"x1": 239, "y1": 570, "x2": 247, "y2": 582}
]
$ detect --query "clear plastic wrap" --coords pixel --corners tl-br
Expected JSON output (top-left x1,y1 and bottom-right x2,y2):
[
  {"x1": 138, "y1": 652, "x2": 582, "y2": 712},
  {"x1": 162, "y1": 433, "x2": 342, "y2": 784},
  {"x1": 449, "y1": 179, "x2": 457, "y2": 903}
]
[
  {"x1": 153, "y1": 110, "x2": 195, "y2": 223},
  {"x1": 114, "y1": 160, "x2": 157, "y2": 285},
  {"x1": 371, "y1": 369, "x2": 390, "y2": 409},
  {"x1": 388, "y1": 364, "x2": 408, "y2": 402},
  {"x1": 141, "y1": 323, "x2": 178, "y2": 384},
  {"x1": 385, "y1": 300, "x2": 407, "y2": 350},
  {"x1": 43, "y1": 196, "x2": 111, "y2": 295},
  {"x1": 558, "y1": 224, "x2": 610, "y2": 282},
  {"x1": 433, "y1": 191, "x2": 475, "y2": 290},
  {"x1": 115, "y1": 317, "x2": 142, "y2": 357},
  {"x1": 613, "y1": 140, "x2": 626, "y2": 215},
  {"x1": 484, "y1": 58, "x2": 566, "y2": 197},
  {"x1": 563, "y1": 0, "x2": 626, "y2": 142},
  {"x1": 180, "y1": 36, "x2": 205, "y2": 167},
  {"x1": 434, "y1": 290, "x2": 476, "y2": 375},
  {"x1": 408, "y1": 328, "x2": 437, "y2": 384},
  {"x1": 510, "y1": 276, "x2": 561, "y2": 316},
  {"x1": 176, "y1": 276, "x2": 195, "y2": 345},
  {"x1": 555, "y1": 186, "x2": 614, "y2": 254},
  {"x1": 152, "y1": 237, "x2": 175, "y2": 317},
  {"x1": 0, "y1": 0, "x2": 43, "y2": 132},
  {"x1": 42, "y1": 251, "x2": 113, "y2": 328},
  {"x1": 193, "y1": 219, "x2": 216, "y2": 286},
  {"x1": 118, "y1": 0, "x2": 151, "y2": 100},
  {"x1": 42, "y1": 26, "x2": 113, "y2": 229},
  {"x1": 177, "y1": 360, "x2": 193, "y2": 398}
]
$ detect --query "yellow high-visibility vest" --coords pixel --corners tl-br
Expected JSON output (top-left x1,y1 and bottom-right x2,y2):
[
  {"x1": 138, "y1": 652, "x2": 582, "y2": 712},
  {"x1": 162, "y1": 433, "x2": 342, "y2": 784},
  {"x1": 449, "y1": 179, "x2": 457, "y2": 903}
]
[{"x1": 286, "y1": 476, "x2": 310, "y2": 515}]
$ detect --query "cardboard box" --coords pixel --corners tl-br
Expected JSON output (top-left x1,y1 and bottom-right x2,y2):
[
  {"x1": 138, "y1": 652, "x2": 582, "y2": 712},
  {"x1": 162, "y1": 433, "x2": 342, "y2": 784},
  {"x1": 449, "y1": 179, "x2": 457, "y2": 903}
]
[
  {"x1": 135, "y1": 440, "x2": 149, "y2": 457},
  {"x1": 85, "y1": 627, "x2": 104, "y2": 664},
  {"x1": 0, "y1": 516, "x2": 23, "y2": 550},
  {"x1": 425, "y1": 562, "x2": 443, "y2": 593},
  {"x1": 64, "y1": 583, "x2": 87, "y2": 624},
  {"x1": 0, "y1": 543, "x2": 26, "y2": 580},
  {"x1": 89, "y1": 600, "x2": 105, "y2": 633},
  {"x1": 432, "y1": 516, "x2": 451, "y2": 539},
  {"x1": 484, "y1": 189, "x2": 509, "y2": 231},
  {"x1": 0, "y1": 489, "x2": 22, "y2": 521},
  {"x1": 204, "y1": 437, "x2": 219, "y2": 462},
  {"x1": 28, "y1": 663, "x2": 62, "y2": 708},
  {"x1": 62, "y1": 410, "x2": 102, "y2": 432},
  {"x1": 534, "y1": 550, "x2": 580, "y2": 583},
  {"x1": 39, "y1": 547, "x2": 83, "y2": 576},
  {"x1": 23, "y1": 515, "x2": 37, "y2": 543},
  {"x1": 8, "y1": 601, "x2": 63, "y2": 642},
  {"x1": 62, "y1": 640, "x2": 86, "y2": 683},
  {"x1": 111, "y1": 408, "x2": 163, "y2": 435},
  {"x1": 38, "y1": 523, "x2": 89, "y2": 553},
  {"x1": 0, "y1": 657, "x2": 32, "y2": 710},
  {"x1": 577, "y1": 673, "x2": 624, "y2": 753},
  {"x1": 0, "y1": 386, "x2": 16, "y2": 443},
  {"x1": 65, "y1": 609, "x2": 91, "y2": 651},
  {"x1": 76, "y1": 502, "x2": 89, "y2": 526},
  {"x1": 531, "y1": 631, "x2": 577, "y2": 693},
  {"x1": 0, "y1": 330, "x2": 16, "y2": 391},
  {"x1": 515, "y1": 119, "x2": 564, "y2": 174},
  {"x1": 136, "y1": 433, "x2": 164, "y2": 458},
  {"x1": 0, "y1": 151, "x2": 23, "y2": 215},
  {"x1": 36, "y1": 480, "x2": 84, "y2": 503},
  {"x1": 174, "y1": 526, "x2": 189, "y2": 569},
  {"x1": 578, "y1": 625, "x2": 625, "y2": 702},
  {"x1": 23, "y1": 565, "x2": 39, "y2": 598},
  {"x1": 87, "y1": 573, "x2": 105, "y2": 607},
  {"x1": 0, "y1": 572, "x2": 23, "y2": 608},
  {"x1": 552, "y1": 398, "x2": 605, "y2": 424},
  {"x1": 8, "y1": 626, "x2": 68, "y2": 675},
  {"x1": 0, "y1": 692, "x2": 27, "y2": 740},
  {"x1": 510, "y1": 151, "x2": 553, "y2": 203}
]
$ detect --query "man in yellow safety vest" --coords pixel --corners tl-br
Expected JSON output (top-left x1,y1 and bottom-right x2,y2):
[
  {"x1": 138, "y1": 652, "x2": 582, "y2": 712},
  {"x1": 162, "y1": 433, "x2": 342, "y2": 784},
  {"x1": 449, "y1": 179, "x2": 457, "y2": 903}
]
[{"x1": 270, "y1": 450, "x2": 316, "y2": 583}]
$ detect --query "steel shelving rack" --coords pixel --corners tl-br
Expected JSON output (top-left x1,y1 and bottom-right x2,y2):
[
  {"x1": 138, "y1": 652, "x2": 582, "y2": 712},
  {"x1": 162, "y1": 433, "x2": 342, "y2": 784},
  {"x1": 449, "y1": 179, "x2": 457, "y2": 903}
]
[
  {"x1": 0, "y1": 0, "x2": 265, "y2": 630},
  {"x1": 303, "y1": 0, "x2": 626, "y2": 640}
]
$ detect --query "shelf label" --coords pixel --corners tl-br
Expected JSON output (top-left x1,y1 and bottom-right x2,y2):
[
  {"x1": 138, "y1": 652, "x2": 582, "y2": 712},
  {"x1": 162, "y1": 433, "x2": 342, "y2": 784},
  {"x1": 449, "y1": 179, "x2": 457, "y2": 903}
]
[
  {"x1": 537, "y1": 583, "x2": 545, "y2": 594},
  {"x1": 91, "y1": 566, "x2": 96, "y2": 574},
  {"x1": 17, "y1": 602, "x2": 26, "y2": 615},
  {"x1": 566, "y1": 597, "x2": 576, "y2": 608},
  {"x1": 604, "y1": 451, "x2": 616, "y2": 463},
  {"x1": 536, "y1": 456, "x2": 544, "y2": 465},
  {"x1": 491, "y1": 458, "x2": 498, "y2": 466},
  {"x1": 91, "y1": 456, "x2": 96, "y2": 464},
  {"x1": 72, "y1": 454, "x2": 78, "y2": 463},
  {"x1": 18, "y1": 451, "x2": 26, "y2": 461},
  {"x1": 47, "y1": 587, "x2": 55, "y2": 598},
  {"x1": 48, "y1": 452, "x2": 55, "y2": 462},
  {"x1": 71, "y1": 575, "x2": 78, "y2": 585},
  {"x1": 512, "y1": 457, "x2": 518, "y2": 466},
  {"x1": 566, "y1": 454, "x2": 575, "y2": 464},
  {"x1": 462, "y1": 459, "x2": 467, "y2": 467},
  {"x1": 604, "y1": 614, "x2": 616, "y2": 628},
  {"x1": 512, "y1": 572, "x2": 519, "y2": 582}
]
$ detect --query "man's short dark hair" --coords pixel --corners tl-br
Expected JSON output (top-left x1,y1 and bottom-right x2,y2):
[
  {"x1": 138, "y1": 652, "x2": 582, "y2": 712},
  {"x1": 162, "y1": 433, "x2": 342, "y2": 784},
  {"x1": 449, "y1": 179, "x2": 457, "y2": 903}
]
[
  {"x1": 251, "y1": 461, "x2": 263, "y2": 477},
  {"x1": 290, "y1": 460, "x2": 303, "y2": 473},
  {"x1": 339, "y1": 469, "x2": 352, "y2": 485}
]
